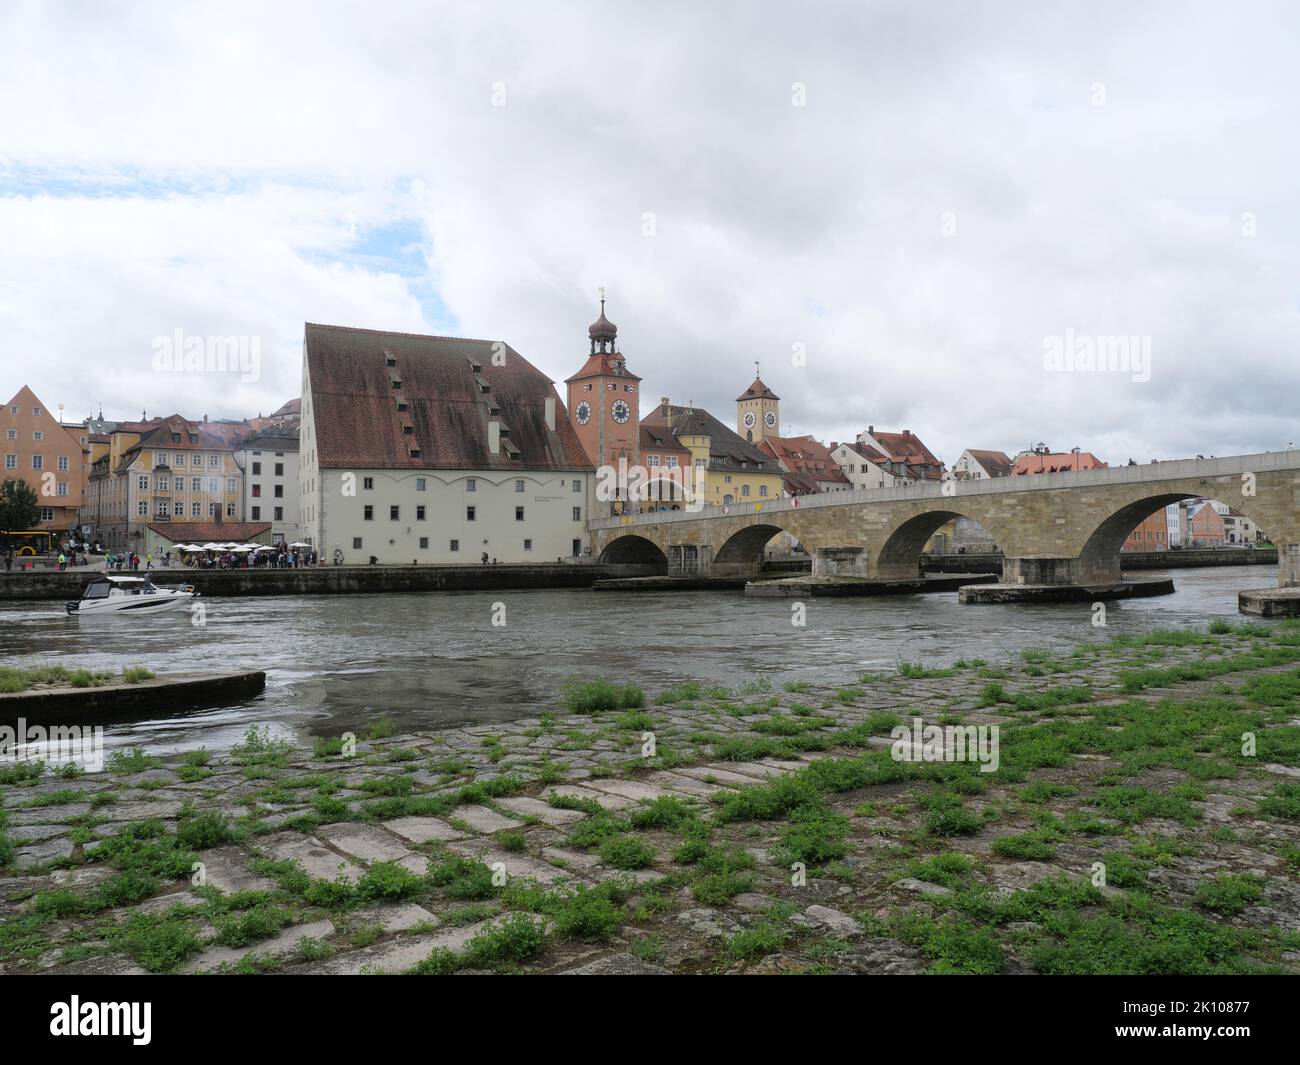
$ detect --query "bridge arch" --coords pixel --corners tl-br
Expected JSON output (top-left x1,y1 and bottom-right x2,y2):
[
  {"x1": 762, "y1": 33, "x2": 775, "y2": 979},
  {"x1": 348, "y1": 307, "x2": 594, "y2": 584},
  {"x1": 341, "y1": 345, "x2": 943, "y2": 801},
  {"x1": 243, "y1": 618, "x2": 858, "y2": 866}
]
[
  {"x1": 713, "y1": 523, "x2": 787, "y2": 576},
  {"x1": 874, "y1": 507, "x2": 1008, "y2": 579},
  {"x1": 1077, "y1": 490, "x2": 1276, "y2": 582},
  {"x1": 597, "y1": 534, "x2": 669, "y2": 570}
]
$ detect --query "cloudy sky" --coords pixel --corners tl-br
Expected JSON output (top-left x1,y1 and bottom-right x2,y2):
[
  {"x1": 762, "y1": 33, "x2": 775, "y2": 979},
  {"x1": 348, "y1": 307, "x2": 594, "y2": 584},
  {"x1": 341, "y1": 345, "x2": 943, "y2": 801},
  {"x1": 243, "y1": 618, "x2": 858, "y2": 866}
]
[{"x1": 2, "y1": 0, "x2": 1297, "y2": 465}]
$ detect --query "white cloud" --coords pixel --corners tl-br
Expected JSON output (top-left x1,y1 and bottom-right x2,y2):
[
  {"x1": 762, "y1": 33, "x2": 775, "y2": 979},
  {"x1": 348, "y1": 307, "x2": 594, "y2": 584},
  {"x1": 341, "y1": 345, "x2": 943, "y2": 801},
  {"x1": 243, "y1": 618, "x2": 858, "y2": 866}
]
[{"x1": 1, "y1": 0, "x2": 1297, "y2": 462}]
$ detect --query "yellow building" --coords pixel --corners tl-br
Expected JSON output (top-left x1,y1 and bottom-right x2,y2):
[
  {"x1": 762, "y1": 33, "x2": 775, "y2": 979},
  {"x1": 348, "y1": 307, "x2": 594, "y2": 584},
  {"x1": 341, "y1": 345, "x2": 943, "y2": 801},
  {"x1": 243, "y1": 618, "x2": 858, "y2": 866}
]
[
  {"x1": 85, "y1": 414, "x2": 252, "y2": 552},
  {"x1": 641, "y1": 398, "x2": 784, "y2": 508}
]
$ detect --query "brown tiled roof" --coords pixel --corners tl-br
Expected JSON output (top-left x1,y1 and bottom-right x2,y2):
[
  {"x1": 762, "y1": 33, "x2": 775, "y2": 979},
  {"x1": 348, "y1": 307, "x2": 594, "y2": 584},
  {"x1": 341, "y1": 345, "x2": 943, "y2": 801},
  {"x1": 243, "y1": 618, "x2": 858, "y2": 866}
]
[
  {"x1": 639, "y1": 425, "x2": 689, "y2": 453},
  {"x1": 565, "y1": 351, "x2": 642, "y2": 384},
  {"x1": 305, "y1": 323, "x2": 593, "y2": 471},
  {"x1": 839, "y1": 441, "x2": 890, "y2": 465},
  {"x1": 271, "y1": 397, "x2": 301, "y2": 417},
  {"x1": 735, "y1": 376, "x2": 779, "y2": 402},
  {"x1": 782, "y1": 470, "x2": 820, "y2": 495},
  {"x1": 867, "y1": 429, "x2": 941, "y2": 467},
  {"x1": 118, "y1": 416, "x2": 237, "y2": 472},
  {"x1": 759, "y1": 435, "x2": 850, "y2": 485},
  {"x1": 146, "y1": 521, "x2": 271, "y2": 543},
  {"x1": 641, "y1": 403, "x2": 782, "y2": 475},
  {"x1": 966, "y1": 449, "x2": 1012, "y2": 477}
]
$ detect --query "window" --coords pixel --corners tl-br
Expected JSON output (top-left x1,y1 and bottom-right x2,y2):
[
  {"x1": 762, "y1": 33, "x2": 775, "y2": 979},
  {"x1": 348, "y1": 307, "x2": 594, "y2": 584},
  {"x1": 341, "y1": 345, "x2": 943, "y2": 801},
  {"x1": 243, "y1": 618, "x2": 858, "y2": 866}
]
[
  {"x1": 31, "y1": 455, "x2": 42, "y2": 470},
  {"x1": 389, "y1": 505, "x2": 400, "y2": 520},
  {"x1": 209, "y1": 455, "x2": 219, "y2": 467},
  {"x1": 273, "y1": 485, "x2": 282, "y2": 498},
  {"x1": 523, "y1": 539, "x2": 532, "y2": 551},
  {"x1": 416, "y1": 505, "x2": 425, "y2": 520},
  {"x1": 363, "y1": 477, "x2": 374, "y2": 490},
  {"x1": 137, "y1": 501, "x2": 148, "y2": 516},
  {"x1": 364, "y1": 505, "x2": 374, "y2": 520},
  {"x1": 208, "y1": 502, "x2": 217, "y2": 516},
  {"x1": 572, "y1": 480, "x2": 581, "y2": 492},
  {"x1": 207, "y1": 478, "x2": 219, "y2": 494},
  {"x1": 58, "y1": 455, "x2": 69, "y2": 471},
  {"x1": 515, "y1": 506, "x2": 524, "y2": 521},
  {"x1": 4, "y1": 454, "x2": 14, "y2": 469},
  {"x1": 158, "y1": 477, "x2": 169, "y2": 491},
  {"x1": 450, "y1": 539, "x2": 459, "y2": 552},
  {"x1": 419, "y1": 536, "x2": 428, "y2": 549},
  {"x1": 56, "y1": 481, "x2": 68, "y2": 496},
  {"x1": 416, "y1": 478, "x2": 426, "y2": 491},
  {"x1": 191, "y1": 477, "x2": 201, "y2": 491},
  {"x1": 192, "y1": 454, "x2": 201, "y2": 465},
  {"x1": 251, "y1": 506, "x2": 261, "y2": 520},
  {"x1": 274, "y1": 462, "x2": 283, "y2": 476},
  {"x1": 40, "y1": 507, "x2": 54, "y2": 521},
  {"x1": 741, "y1": 484, "x2": 751, "y2": 496},
  {"x1": 466, "y1": 505, "x2": 477, "y2": 520},
  {"x1": 573, "y1": 506, "x2": 582, "y2": 521},
  {"x1": 156, "y1": 452, "x2": 167, "y2": 466},
  {"x1": 191, "y1": 502, "x2": 202, "y2": 516},
  {"x1": 173, "y1": 501, "x2": 184, "y2": 516},
  {"x1": 466, "y1": 478, "x2": 476, "y2": 492},
  {"x1": 4, "y1": 430, "x2": 13, "y2": 440},
  {"x1": 7, "y1": 405, "x2": 15, "y2": 414},
  {"x1": 226, "y1": 503, "x2": 236, "y2": 517},
  {"x1": 252, "y1": 461, "x2": 261, "y2": 475},
  {"x1": 32, "y1": 431, "x2": 42, "y2": 441},
  {"x1": 252, "y1": 484, "x2": 261, "y2": 497},
  {"x1": 353, "y1": 537, "x2": 363, "y2": 549},
  {"x1": 667, "y1": 456, "x2": 679, "y2": 469},
  {"x1": 227, "y1": 478, "x2": 236, "y2": 494},
  {"x1": 759, "y1": 485, "x2": 768, "y2": 496},
  {"x1": 647, "y1": 455, "x2": 660, "y2": 467},
  {"x1": 515, "y1": 479, "x2": 525, "y2": 493},
  {"x1": 138, "y1": 475, "x2": 150, "y2": 490}
]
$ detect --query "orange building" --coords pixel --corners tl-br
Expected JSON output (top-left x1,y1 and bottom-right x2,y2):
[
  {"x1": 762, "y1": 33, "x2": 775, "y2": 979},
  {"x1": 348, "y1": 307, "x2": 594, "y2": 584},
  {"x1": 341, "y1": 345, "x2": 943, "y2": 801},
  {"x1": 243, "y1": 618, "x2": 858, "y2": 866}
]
[
  {"x1": 1, "y1": 386, "x2": 89, "y2": 534},
  {"x1": 565, "y1": 298, "x2": 642, "y2": 511}
]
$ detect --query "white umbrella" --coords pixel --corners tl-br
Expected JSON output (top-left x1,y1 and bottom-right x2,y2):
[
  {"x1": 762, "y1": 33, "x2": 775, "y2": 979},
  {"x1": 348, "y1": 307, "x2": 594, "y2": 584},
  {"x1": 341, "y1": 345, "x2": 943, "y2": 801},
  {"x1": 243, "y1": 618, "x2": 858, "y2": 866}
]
[
  {"x1": 289, "y1": 541, "x2": 310, "y2": 548},
  {"x1": 253, "y1": 544, "x2": 277, "y2": 552},
  {"x1": 231, "y1": 545, "x2": 253, "y2": 552},
  {"x1": 201, "y1": 542, "x2": 223, "y2": 550}
]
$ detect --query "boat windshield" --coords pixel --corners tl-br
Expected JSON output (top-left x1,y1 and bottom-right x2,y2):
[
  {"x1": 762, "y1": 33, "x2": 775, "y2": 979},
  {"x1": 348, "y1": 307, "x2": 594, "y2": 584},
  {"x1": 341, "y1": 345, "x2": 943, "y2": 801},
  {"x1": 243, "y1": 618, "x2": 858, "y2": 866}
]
[{"x1": 82, "y1": 581, "x2": 111, "y2": 599}]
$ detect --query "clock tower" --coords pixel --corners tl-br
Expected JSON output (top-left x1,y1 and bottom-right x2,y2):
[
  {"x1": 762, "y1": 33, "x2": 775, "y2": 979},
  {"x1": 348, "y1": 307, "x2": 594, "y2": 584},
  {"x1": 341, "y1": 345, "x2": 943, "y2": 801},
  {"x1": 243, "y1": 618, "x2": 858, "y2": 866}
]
[
  {"x1": 736, "y1": 365, "x2": 780, "y2": 444},
  {"x1": 566, "y1": 294, "x2": 641, "y2": 511}
]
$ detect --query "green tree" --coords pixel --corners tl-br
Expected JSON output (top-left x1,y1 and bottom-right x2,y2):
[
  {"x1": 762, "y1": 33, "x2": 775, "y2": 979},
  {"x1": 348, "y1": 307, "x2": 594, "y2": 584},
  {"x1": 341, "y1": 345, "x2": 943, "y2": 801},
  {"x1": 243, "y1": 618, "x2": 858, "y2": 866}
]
[{"x1": 0, "y1": 479, "x2": 42, "y2": 552}]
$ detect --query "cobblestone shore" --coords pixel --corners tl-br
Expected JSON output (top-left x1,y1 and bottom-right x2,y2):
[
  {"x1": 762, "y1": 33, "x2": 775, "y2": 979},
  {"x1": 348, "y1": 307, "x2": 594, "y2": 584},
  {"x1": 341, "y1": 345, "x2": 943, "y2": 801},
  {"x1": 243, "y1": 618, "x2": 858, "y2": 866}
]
[{"x1": 3, "y1": 619, "x2": 1299, "y2": 975}]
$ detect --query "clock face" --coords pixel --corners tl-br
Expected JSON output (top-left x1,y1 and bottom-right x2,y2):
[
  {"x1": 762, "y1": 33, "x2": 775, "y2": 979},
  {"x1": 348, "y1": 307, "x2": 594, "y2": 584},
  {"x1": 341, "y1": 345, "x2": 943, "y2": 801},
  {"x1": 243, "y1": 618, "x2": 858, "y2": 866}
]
[
  {"x1": 743, "y1": 411, "x2": 756, "y2": 428},
  {"x1": 611, "y1": 399, "x2": 631, "y2": 424},
  {"x1": 764, "y1": 410, "x2": 777, "y2": 429},
  {"x1": 575, "y1": 401, "x2": 591, "y2": 425}
]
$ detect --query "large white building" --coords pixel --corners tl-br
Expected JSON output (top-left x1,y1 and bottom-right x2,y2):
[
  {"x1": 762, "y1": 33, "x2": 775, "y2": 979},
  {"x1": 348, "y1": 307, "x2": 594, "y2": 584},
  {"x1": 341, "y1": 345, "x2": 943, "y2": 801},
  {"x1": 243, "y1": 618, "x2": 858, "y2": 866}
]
[
  {"x1": 299, "y1": 323, "x2": 595, "y2": 564},
  {"x1": 236, "y1": 427, "x2": 301, "y2": 546}
]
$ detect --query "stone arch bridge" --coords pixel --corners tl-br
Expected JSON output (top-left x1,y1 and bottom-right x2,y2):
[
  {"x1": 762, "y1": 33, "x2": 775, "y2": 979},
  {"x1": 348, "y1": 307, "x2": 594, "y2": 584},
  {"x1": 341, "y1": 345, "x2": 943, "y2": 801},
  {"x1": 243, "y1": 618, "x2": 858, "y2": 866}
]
[{"x1": 590, "y1": 451, "x2": 1300, "y2": 592}]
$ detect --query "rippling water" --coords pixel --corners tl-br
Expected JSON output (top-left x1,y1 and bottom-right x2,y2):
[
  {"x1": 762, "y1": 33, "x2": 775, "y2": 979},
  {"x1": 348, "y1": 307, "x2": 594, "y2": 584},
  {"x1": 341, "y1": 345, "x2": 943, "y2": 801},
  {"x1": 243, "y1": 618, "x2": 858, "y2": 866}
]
[{"x1": 0, "y1": 566, "x2": 1278, "y2": 759}]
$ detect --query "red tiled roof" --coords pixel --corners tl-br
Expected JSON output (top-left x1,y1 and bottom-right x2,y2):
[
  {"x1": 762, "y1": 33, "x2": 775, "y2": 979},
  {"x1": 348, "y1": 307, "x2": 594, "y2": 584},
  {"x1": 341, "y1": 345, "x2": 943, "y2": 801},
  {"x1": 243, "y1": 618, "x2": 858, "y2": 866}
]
[
  {"x1": 1011, "y1": 451, "x2": 1107, "y2": 475},
  {"x1": 759, "y1": 435, "x2": 850, "y2": 485},
  {"x1": 641, "y1": 404, "x2": 782, "y2": 475},
  {"x1": 839, "y1": 441, "x2": 890, "y2": 465},
  {"x1": 146, "y1": 522, "x2": 271, "y2": 543},
  {"x1": 305, "y1": 323, "x2": 593, "y2": 471}
]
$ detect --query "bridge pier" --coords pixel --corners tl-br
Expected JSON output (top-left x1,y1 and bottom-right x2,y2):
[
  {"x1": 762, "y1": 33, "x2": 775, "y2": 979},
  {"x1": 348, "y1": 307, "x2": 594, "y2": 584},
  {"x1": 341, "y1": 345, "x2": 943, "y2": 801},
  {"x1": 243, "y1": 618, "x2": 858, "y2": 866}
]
[
  {"x1": 812, "y1": 546, "x2": 869, "y2": 578},
  {"x1": 1280, "y1": 543, "x2": 1300, "y2": 587},
  {"x1": 1001, "y1": 556, "x2": 1119, "y2": 586}
]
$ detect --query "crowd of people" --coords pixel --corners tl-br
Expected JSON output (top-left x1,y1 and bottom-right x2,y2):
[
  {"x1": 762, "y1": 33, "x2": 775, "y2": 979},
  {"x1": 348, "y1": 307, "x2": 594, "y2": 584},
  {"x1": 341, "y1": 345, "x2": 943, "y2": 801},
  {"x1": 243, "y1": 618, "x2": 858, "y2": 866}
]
[{"x1": 179, "y1": 545, "x2": 317, "y2": 569}]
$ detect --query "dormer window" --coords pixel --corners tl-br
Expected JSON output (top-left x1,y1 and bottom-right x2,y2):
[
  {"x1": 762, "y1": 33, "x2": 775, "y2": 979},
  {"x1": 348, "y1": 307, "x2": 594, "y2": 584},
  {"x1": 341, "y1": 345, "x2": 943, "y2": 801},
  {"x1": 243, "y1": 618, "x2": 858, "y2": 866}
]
[{"x1": 384, "y1": 350, "x2": 397, "y2": 368}]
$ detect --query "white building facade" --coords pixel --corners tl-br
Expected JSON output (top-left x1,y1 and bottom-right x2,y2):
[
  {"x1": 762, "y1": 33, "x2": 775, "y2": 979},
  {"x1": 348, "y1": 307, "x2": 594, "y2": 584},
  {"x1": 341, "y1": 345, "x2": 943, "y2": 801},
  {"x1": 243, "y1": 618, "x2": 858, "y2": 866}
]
[
  {"x1": 236, "y1": 429, "x2": 301, "y2": 545},
  {"x1": 299, "y1": 323, "x2": 594, "y2": 565}
]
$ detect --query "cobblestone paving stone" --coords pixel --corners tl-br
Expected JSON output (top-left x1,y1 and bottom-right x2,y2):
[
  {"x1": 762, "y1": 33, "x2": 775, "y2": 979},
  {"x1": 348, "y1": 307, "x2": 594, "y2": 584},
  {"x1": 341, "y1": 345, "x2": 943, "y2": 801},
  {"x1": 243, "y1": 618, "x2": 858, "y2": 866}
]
[{"x1": 2, "y1": 621, "x2": 1300, "y2": 974}]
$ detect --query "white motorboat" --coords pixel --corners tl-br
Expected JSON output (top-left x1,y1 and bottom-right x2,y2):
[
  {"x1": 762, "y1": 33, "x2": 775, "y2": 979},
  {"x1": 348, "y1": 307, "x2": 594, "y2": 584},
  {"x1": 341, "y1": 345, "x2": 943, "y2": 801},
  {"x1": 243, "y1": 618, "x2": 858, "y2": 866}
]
[{"x1": 66, "y1": 575, "x2": 199, "y2": 616}]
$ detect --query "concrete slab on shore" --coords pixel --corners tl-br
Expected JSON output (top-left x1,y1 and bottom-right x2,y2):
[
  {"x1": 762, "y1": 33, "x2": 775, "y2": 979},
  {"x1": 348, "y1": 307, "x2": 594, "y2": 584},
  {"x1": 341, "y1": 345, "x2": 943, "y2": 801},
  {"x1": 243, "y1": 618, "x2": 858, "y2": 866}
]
[
  {"x1": 744, "y1": 573, "x2": 998, "y2": 597},
  {"x1": 0, "y1": 670, "x2": 267, "y2": 724},
  {"x1": 958, "y1": 577, "x2": 1175, "y2": 604},
  {"x1": 1238, "y1": 586, "x2": 1300, "y2": 617}
]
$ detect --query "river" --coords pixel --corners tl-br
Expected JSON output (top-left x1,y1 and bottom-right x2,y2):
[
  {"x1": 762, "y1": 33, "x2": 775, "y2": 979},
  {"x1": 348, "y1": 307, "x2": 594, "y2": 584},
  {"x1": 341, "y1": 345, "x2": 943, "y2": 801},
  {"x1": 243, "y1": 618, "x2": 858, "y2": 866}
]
[{"x1": 0, "y1": 566, "x2": 1279, "y2": 760}]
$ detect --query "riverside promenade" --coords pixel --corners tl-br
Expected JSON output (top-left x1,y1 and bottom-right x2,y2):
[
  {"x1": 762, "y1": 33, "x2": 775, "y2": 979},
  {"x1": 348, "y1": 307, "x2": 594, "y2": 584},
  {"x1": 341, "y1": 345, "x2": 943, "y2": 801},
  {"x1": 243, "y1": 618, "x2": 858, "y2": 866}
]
[{"x1": 2, "y1": 620, "x2": 1299, "y2": 975}]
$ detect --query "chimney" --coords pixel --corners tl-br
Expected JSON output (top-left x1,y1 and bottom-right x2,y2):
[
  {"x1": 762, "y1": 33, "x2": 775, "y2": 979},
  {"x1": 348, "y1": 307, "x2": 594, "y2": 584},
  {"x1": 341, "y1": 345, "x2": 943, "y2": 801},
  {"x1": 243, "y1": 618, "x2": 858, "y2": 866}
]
[
  {"x1": 867, "y1": 425, "x2": 873, "y2": 434},
  {"x1": 544, "y1": 396, "x2": 556, "y2": 432},
  {"x1": 903, "y1": 429, "x2": 910, "y2": 436},
  {"x1": 488, "y1": 420, "x2": 500, "y2": 455}
]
